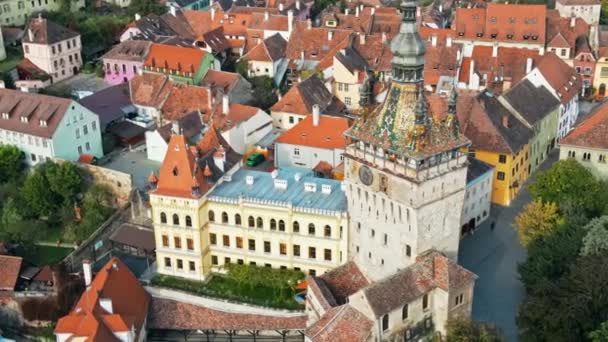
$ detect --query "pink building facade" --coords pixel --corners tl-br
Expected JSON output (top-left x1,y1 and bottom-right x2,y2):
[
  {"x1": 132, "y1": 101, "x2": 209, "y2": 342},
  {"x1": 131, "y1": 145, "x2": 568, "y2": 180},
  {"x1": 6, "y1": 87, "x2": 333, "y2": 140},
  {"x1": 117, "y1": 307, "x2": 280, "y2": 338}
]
[{"x1": 101, "y1": 40, "x2": 151, "y2": 85}]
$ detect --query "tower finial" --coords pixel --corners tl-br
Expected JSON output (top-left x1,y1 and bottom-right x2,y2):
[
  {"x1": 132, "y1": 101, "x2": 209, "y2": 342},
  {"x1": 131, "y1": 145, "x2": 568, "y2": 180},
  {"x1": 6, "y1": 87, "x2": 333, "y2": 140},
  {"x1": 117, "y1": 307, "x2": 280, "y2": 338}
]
[{"x1": 390, "y1": 0, "x2": 426, "y2": 83}]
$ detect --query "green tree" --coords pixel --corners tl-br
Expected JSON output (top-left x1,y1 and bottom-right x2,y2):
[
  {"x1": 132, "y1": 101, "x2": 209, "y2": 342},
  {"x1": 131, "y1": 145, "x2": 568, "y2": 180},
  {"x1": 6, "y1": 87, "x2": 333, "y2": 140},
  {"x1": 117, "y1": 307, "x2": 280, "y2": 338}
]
[
  {"x1": 514, "y1": 200, "x2": 564, "y2": 246},
  {"x1": 0, "y1": 145, "x2": 24, "y2": 184},
  {"x1": 580, "y1": 216, "x2": 608, "y2": 256},
  {"x1": 249, "y1": 76, "x2": 278, "y2": 111},
  {"x1": 589, "y1": 321, "x2": 608, "y2": 342},
  {"x1": 46, "y1": 162, "x2": 84, "y2": 205},
  {"x1": 518, "y1": 252, "x2": 608, "y2": 342},
  {"x1": 2, "y1": 72, "x2": 15, "y2": 89},
  {"x1": 445, "y1": 318, "x2": 503, "y2": 342},
  {"x1": 128, "y1": 0, "x2": 166, "y2": 16},
  {"x1": 529, "y1": 159, "x2": 608, "y2": 217},
  {"x1": 0, "y1": 197, "x2": 46, "y2": 243},
  {"x1": 22, "y1": 170, "x2": 60, "y2": 217},
  {"x1": 234, "y1": 59, "x2": 249, "y2": 78}
]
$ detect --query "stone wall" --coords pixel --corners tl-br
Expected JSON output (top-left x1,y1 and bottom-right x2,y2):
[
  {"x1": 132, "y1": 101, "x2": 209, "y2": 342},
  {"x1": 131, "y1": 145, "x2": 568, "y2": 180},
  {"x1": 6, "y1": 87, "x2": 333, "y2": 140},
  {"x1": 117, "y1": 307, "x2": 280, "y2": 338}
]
[{"x1": 79, "y1": 164, "x2": 133, "y2": 205}]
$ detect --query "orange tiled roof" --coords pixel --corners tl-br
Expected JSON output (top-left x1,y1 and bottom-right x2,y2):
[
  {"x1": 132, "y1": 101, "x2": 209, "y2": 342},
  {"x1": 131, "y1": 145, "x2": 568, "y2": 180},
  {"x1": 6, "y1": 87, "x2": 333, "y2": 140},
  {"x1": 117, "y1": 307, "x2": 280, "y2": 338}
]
[
  {"x1": 249, "y1": 12, "x2": 290, "y2": 32},
  {"x1": 0, "y1": 255, "x2": 22, "y2": 291},
  {"x1": 453, "y1": 3, "x2": 546, "y2": 45},
  {"x1": 129, "y1": 73, "x2": 173, "y2": 108},
  {"x1": 144, "y1": 43, "x2": 208, "y2": 76},
  {"x1": 286, "y1": 21, "x2": 352, "y2": 62},
  {"x1": 275, "y1": 115, "x2": 350, "y2": 149},
  {"x1": 54, "y1": 257, "x2": 150, "y2": 341},
  {"x1": 210, "y1": 103, "x2": 260, "y2": 131},
  {"x1": 469, "y1": 46, "x2": 541, "y2": 91},
  {"x1": 153, "y1": 134, "x2": 208, "y2": 198},
  {"x1": 546, "y1": 10, "x2": 589, "y2": 58},
  {"x1": 560, "y1": 102, "x2": 608, "y2": 149},
  {"x1": 161, "y1": 84, "x2": 211, "y2": 121},
  {"x1": 535, "y1": 52, "x2": 581, "y2": 103}
]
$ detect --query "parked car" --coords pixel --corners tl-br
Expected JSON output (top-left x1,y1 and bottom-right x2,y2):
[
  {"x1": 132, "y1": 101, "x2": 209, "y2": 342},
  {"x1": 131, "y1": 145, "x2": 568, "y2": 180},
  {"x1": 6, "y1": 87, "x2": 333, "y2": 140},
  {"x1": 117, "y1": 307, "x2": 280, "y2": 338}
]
[{"x1": 246, "y1": 153, "x2": 265, "y2": 167}]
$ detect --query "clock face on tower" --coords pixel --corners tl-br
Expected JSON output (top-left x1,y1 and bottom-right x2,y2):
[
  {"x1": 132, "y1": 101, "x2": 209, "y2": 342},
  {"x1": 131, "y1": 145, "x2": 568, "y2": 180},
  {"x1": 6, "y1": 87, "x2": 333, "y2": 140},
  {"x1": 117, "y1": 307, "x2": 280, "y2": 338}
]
[{"x1": 358, "y1": 165, "x2": 374, "y2": 186}]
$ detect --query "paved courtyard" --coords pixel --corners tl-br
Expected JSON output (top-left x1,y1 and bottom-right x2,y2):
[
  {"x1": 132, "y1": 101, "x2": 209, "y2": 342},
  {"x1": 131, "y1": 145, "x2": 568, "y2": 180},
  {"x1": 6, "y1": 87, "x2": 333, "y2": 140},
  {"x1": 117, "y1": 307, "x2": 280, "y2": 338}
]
[
  {"x1": 101, "y1": 149, "x2": 161, "y2": 190},
  {"x1": 45, "y1": 73, "x2": 110, "y2": 98},
  {"x1": 458, "y1": 151, "x2": 559, "y2": 342}
]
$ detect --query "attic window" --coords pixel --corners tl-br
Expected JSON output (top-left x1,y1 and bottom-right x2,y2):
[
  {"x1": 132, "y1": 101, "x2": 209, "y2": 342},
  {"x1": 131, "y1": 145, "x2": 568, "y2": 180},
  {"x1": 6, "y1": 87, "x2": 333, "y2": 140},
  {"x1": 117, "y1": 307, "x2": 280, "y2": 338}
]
[
  {"x1": 20, "y1": 117, "x2": 28, "y2": 123},
  {"x1": 507, "y1": 34, "x2": 514, "y2": 40},
  {"x1": 531, "y1": 35, "x2": 538, "y2": 40},
  {"x1": 458, "y1": 31, "x2": 464, "y2": 36},
  {"x1": 489, "y1": 16, "x2": 497, "y2": 23},
  {"x1": 172, "y1": 166, "x2": 179, "y2": 176},
  {"x1": 40, "y1": 120, "x2": 47, "y2": 127},
  {"x1": 523, "y1": 35, "x2": 530, "y2": 40},
  {"x1": 1, "y1": 113, "x2": 8, "y2": 119},
  {"x1": 491, "y1": 33, "x2": 497, "y2": 39},
  {"x1": 476, "y1": 33, "x2": 483, "y2": 38},
  {"x1": 508, "y1": 17, "x2": 516, "y2": 24}
]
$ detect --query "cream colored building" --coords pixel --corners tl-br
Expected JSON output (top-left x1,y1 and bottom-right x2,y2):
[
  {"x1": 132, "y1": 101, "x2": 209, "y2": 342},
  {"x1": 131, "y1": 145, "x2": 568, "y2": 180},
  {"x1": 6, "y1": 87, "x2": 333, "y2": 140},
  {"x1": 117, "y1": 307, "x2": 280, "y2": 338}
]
[
  {"x1": 0, "y1": 0, "x2": 84, "y2": 26},
  {"x1": 555, "y1": 0, "x2": 601, "y2": 26},
  {"x1": 150, "y1": 134, "x2": 349, "y2": 281},
  {"x1": 23, "y1": 16, "x2": 82, "y2": 83}
]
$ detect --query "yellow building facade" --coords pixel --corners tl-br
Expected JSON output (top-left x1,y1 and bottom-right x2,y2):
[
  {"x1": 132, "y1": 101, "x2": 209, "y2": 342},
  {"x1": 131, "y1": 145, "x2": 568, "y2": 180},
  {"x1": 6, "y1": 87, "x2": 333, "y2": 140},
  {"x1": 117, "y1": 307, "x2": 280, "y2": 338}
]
[
  {"x1": 593, "y1": 55, "x2": 608, "y2": 97},
  {"x1": 471, "y1": 145, "x2": 530, "y2": 206}
]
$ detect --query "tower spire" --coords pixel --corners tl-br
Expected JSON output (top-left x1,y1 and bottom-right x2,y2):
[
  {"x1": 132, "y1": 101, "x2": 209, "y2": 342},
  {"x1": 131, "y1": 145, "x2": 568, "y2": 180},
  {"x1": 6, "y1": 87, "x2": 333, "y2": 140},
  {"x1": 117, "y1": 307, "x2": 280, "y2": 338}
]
[{"x1": 390, "y1": 0, "x2": 426, "y2": 83}]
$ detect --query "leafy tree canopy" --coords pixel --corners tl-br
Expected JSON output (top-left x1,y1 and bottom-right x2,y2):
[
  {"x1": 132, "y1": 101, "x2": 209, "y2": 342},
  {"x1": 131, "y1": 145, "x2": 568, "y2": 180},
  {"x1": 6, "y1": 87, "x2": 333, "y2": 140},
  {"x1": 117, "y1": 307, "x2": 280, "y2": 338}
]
[
  {"x1": 445, "y1": 318, "x2": 504, "y2": 342},
  {"x1": 580, "y1": 216, "x2": 608, "y2": 256},
  {"x1": 0, "y1": 145, "x2": 24, "y2": 184},
  {"x1": 514, "y1": 200, "x2": 564, "y2": 246},
  {"x1": 589, "y1": 321, "x2": 608, "y2": 342}
]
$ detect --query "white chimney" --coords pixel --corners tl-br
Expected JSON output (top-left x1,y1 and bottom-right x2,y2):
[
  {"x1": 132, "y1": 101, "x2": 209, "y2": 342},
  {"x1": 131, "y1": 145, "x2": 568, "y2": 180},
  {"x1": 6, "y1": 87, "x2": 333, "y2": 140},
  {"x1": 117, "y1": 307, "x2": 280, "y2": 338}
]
[
  {"x1": 446, "y1": 36, "x2": 452, "y2": 47},
  {"x1": 371, "y1": 7, "x2": 375, "y2": 15},
  {"x1": 360, "y1": 33, "x2": 366, "y2": 45},
  {"x1": 570, "y1": 16, "x2": 576, "y2": 28},
  {"x1": 172, "y1": 121, "x2": 180, "y2": 134},
  {"x1": 345, "y1": 8, "x2": 349, "y2": 15},
  {"x1": 312, "y1": 104, "x2": 320, "y2": 126},
  {"x1": 83, "y1": 260, "x2": 92, "y2": 287},
  {"x1": 294, "y1": 173, "x2": 302, "y2": 182},
  {"x1": 288, "y1": 10, "x2": 294, "y2": 33},
  {"x1": 28, "y1": 29, "x2": 33, "y2": 42},
  {"x1": 526, "y1": 57, "x2": 533, "y2": 74},
  {"x1": 170, "y1": 5, "x2": 177, "y2": 16},
  {"x1": 274, "y1": 178, "x2": 288, "y2": 189},
  {"x1": 20, "y1": 86, "x2": 29, "y2": 93},
  {"x1": 213, "y1": 150, "x2": 226, "y2": 171},
  {"x1": 135, "y1": 13, "x2": 141, "y2": 21},
  {"x1": 279, "y1": 3, "x2": 284, "y2": 11},
  {"x1": 382, "y1": 32, "x2": 387, "y2": 43},
  {"x1": 271, "y1": 169, "x2": 279, "y2": 178},
  {"x1": 431, "y1": 35, "x2": 437, "y2": 47},
  {"x1": 246, "y1": 175, "x2": 254, "y2": 185},
  {"x1": 304, "y1": 182, "x2": 317, "y2": 192},
  {"x1": 301, "y1": 50, "x2": 305, "y2": 60},
  {"x1": 492, "y1": 44, "x2": 498, "y2": 58},
  {"x1": 355, "y1": 6, "x2": 360, "y2": 17},
  {"x1": 0, "y1": 80, "x2": 5, "y2": 89},
  {"x1": 222, "y1": 94, "x2": 229, "y2": 114},
  {"x1": 296, "y1": 0, "x2": 300, "y2": 10},
  {"x1": 307, "y1": 19, "x2": 312, "y2": 29},
  {"x1": 211, "y1": 7, "x2": 215, "y2": 20},
  {"x1": 416, "y1": 6, "x2": 421, "y2": 17},
  {"x1": 328, "y1": 31, "x2": 333, "y2": 40},
  {"x1": 99, "y1": 298, "x2": 113, "y2": 314},
  {"x1": 137, "y1": 67, "x2": 143, "y2": 76},
  {"x1": 439, "y1": 4, "x2": 443, "y2": 12},
  {"x1": 264, "y1": 11, "x2": 269, "y2": 20},
  {"x1": 469, "y1": 60, "x2": 475, "y2": 88},
  {"x1": 321, "y1": 184, "x2": 332, "y2": 194}
]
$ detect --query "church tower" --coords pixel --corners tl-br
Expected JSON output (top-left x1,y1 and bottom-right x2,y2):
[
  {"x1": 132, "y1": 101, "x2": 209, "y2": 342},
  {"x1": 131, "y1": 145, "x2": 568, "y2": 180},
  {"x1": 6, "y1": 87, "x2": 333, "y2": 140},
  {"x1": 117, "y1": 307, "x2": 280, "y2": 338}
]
[{"x1": 343, "y1": 0, "x2": 471, "y2": 281}]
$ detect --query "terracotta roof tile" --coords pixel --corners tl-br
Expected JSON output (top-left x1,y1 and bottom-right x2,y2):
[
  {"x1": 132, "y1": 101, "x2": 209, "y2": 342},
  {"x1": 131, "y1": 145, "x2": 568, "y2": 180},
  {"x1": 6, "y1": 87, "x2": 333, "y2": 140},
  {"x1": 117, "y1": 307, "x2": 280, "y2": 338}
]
[
  {"x1": 129, "y1": 73, "x2": 173, "y2": 108},
  {"x1": 148, "y1": 297, "x2": 307, "y2": 330},
  {"x1": 305, "y1": 305, "x2": 373, "y2": 342},
  {"x1": 318, "y1": 261, "x2": 369, "y2": 304},
  {"x1": 249, "y1": 12, "x2": 290, "y2": 32},
  {"x1": 102, "y1": 40, "x2": 151, "y2": 62},
  {"x1": 271, "y1": 75, "x2": 344, "y2": 116},
  {"x1": 535, "y1": 52, "x2": 581, "y2": 103},
  {"x1": 275, "y1": 115, "x2": 350, "y2": 149},
  {"x1": 200, "y1": 70, "x2": 241, "y2": 93},
  {"x1": 23, "y1": 16, "x2": 79, "y2": 44},
  {"x1": 161, "y1": 84, "x2": 211, "y2": 121},
  {"x1": 55, "y1": 257, "x2": 150, "y2": 341},
  {"x1": 0, "y1": 256, "x2": 22, "y2": 291},
  {"x1": 468, "y1": 46, "x2": 541, "y2": 91},
  {"x1": 560, "y1": 101, "x2": 608, "y2": 149},
  {"x1": 144, "y1": 43, "x2": 208, "y2": 76},
  {"x1": 286, "y1": 22, "x2": 352, "y2": 62},
  {"x1": 153, "y1": 134, "x2": 208, "y2": 198},
  {"x1": 546, "y1": 10, "x2": 589, "y2": 57},
  {"x1": 454, "y1": 4, "x2": 546, "y2": 45}
]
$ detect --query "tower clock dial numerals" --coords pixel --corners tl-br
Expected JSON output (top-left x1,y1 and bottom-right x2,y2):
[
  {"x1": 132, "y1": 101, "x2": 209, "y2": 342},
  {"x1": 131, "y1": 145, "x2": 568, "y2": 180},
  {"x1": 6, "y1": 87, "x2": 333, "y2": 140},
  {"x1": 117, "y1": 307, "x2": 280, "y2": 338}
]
[{"x1": 358, "y1": 165, "x2": 374, "y2": 186}]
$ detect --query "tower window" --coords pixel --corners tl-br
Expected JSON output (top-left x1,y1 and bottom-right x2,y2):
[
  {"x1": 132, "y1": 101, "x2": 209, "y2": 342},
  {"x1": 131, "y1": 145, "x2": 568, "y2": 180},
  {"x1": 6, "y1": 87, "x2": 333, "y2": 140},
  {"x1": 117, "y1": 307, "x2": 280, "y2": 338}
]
[{"x1": 382, "y1": 314, "x2": 389, "y2": 331}]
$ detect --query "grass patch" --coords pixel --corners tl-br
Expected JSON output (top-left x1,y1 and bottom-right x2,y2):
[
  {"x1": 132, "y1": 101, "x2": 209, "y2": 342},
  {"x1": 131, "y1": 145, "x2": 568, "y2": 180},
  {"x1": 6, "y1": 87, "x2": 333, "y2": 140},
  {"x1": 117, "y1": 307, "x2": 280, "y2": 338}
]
[
  {"x1": 151, "y1": 274, "x2": 303, "y2": 311},
  {"x1": 16, "y1": 245, "x2": 73, "y2": 266},
  {"x1": 0, "y1": 47, "x2": 23, "y2": 74}
]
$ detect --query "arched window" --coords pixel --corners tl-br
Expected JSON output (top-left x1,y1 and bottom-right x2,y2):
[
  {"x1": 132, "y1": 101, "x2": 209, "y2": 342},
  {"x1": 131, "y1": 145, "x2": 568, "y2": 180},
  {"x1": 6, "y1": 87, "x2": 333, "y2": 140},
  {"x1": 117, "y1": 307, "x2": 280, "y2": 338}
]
[
  {"x1": 235, "y1": 214, "x2": 242, "y2": 225},
  {"x1": 308, "y1": 223, "x2": 315, "y2": 236},
  {"x1": 185, "y1": 215, "x2": 192, "y2": 227},
  {"x1": 382, "y1": 314, "x2": 389, "y2": 331},
  {"x1": 256, "y1": 217, "x2": 263, "y2": 229},
  {"x1": 279, "y1": 220, "x2": 285, "y2": 231},
  {"x1": 270, "y1": 219, "x2": 277, "y2": 230},
  {"x1": 293, "y1": 221, "x2": 300, "y2": 233},
  {"x1": 402, "y1": 304, "x2": 409, "y2": 320},
  {"x1": 160, "y1": 212, "x2": 167, "y2": 224},
  {"x1": 248, "y1": 216, "x2": 255, "y2": 227},
  {"x1": 222, "y1": 212, "x2": 228, "y2": 223},
  {"x1": 324, "y1": 225, "x2": 331, "y2": 237},
  {"x1": 208, "y1": 210, "x2": 215, "y2": 222},
  {"x1": 172, "y1": 214, "x2": 179, "y2": 226}
]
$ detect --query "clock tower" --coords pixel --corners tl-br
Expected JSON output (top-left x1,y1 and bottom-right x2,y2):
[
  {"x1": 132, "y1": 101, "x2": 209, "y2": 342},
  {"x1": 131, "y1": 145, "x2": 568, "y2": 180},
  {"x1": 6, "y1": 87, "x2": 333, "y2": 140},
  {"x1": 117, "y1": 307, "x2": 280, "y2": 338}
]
[{"x1": 343, "y1": 0, "x2": 471, "y2": 281}]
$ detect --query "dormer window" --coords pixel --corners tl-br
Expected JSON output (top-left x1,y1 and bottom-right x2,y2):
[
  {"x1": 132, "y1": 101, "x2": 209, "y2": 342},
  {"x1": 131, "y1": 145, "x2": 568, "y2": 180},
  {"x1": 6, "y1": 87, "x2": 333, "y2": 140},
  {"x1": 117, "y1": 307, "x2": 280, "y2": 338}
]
[
  {"x1": 458, "y1": 31, "x2": 464, "y2": 36},
  {"x1": 20, "y1": 117, "x2": 28, "y2": 123},
  {"x1": 507, "y1": 34, "x2": 514, "y2": 40},
  {"x1": 532, "y1": 35, "x2": 538, "y2": 40},
  {"x1": 39, "y1": 119, "x2": 47, "y2": 127},
  {"x1": 172, "y1": 166, "x2": 179, "y2": 176},
  {"x1": 1, "y1": 112, "x2": 8, "y2": 119},
  {"x1": 523, "y1": 34, "x2": 530, "y2": 40},
  {"x1": 491, "y1": 33, "x2": 497, "y2": 39},
  {"x1": 476, "y1": 32, "x2": 483, "y2": 38}
]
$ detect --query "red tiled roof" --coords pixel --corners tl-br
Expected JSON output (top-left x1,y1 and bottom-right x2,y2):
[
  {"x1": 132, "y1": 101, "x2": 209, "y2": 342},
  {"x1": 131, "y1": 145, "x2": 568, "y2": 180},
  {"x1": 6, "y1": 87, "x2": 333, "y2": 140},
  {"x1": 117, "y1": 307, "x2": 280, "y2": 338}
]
[
  {"x1": 0, "y1": 256, "x2": 22, "y2": 291},
  {"x1": 210, "y1": 103, "x2": 260, "y2": 131},
  {"x1": 275, "y1": 115, "x2": 350, "y2": 149},
  {"x1": 144, "y1": 43, "x2": 208, "y2": 76},
  {"x1": 546, "y1": 10, "x2": 589, "y2": 57},
  {"x1": 469, "y1": 46, "x2": 541, "y2": 91},
  {"x1": 286, "y1": 21, "x2": 352, "y2": 62},
  {"x1": 318, "y1": 261, "x2": 369, "y2": 304},
  {"x1": 129, "y1": 73, "x2": 173, "y2": 108},
  {"x1": 535, "y1": 52, "x2": 581, "y2": 103},
  {"x1": 153, "y1": 134, "x2": 208, "y2": 198},
  {"x1": 453, "y1": 4, "x2": 546, "y2": 45},
  {"x1": 249, "y1": 12, "x2": 290, "y2": 32},
  {"x1": 560, "y1": 102, "x2": 608, "y2": 149},
  {"x1": 305, "y1": 305, "x2": 373, "y2": 342},
  {"x1": 161, "y1": 84, "x2": 210, "y2": 121},
  {"x1": 201, "y1": 70, "x2": 242, "y2": 94},
  {"x1": 148, "y1": 298, "x2": 307, "y2": 330},
  {"x1": 55, "y1": 257, "x2": 150, "y2": 341}
]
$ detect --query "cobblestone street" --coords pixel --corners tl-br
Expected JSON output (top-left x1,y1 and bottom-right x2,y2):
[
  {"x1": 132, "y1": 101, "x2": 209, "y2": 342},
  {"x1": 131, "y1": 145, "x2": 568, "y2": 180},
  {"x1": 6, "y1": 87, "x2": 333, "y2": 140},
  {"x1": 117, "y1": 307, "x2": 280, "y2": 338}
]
[{"x1": 458, "y1": 151, "x2": 559, "y2": 341}]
